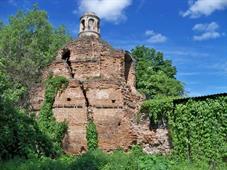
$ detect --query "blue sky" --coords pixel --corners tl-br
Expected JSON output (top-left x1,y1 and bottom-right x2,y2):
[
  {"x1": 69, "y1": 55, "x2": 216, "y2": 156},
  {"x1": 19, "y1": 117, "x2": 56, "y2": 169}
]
[{"x1": 0, "y1": 0, "x2": 227, "y2": 96}]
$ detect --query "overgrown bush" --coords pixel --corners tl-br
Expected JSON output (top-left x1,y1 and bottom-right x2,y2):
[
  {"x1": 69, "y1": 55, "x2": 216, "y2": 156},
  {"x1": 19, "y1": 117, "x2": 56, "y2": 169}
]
[
  {"x1": 69, "y1": 150, "x2": 108, "y2": 170},
  {"x1": 169, "y1": 97, "x2": 227, "y2": 163},
  {"x1": 141, "y1": 96, "x2": 227, "y2": 165},
  {"x1": 0, "y1": 71, "x2": 52, "y2": 160},
  {"x1": 86, "y1": 121, "x2": 98, "y2": 151},
  {"x1": 141, "y1": 97, "x2": 173, "y2": 126}
]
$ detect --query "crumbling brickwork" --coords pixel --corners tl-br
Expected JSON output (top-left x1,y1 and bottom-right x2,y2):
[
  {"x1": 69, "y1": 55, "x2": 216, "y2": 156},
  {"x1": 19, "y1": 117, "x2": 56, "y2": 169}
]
[{"x1": 30, "y1": 36, "x2": 171, "y2": 155}]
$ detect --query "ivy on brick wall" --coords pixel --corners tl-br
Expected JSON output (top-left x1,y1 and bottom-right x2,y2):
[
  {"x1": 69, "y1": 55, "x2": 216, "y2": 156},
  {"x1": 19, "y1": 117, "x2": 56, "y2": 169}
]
[
  {"x1": 141, "y1": 96, "x2": 227, "y2": 164},
  {"x1": 38, "y1": 76, "x2": 69, "y2": 157},
  {"x1": 86, "y1": 120, "x2": 98, "y2": 151},
  {"x1": 140, "y1": 97, "x2": 173, "y2": 125}
]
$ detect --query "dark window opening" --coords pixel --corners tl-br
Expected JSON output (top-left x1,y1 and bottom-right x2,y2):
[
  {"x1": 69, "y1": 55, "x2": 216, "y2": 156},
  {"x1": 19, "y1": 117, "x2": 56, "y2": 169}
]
[
  {"x1": 81, "y1": 19, "x2": 85, "y2": 31},
  {"x1": 97, "y1": 20, "x2": 100, "y2": 31},
  {"x1": 62, "y1": 48, "x2": 74, "y2": 78},
  {"x1": 124, "y1": 53, "x2": 133, "y2": 83},
  {"x1": 112, "y1": 100, "x2": 116, "y2": 103},
  {"x1": 62, "y1": 48, "x2": 70, "y2": 60},
  {"x1": 118, "y1": 122, "x2": 121, "y2": 126},
  {"x1": 67, "y1": 98, "x2": 71, "y2": 101}
]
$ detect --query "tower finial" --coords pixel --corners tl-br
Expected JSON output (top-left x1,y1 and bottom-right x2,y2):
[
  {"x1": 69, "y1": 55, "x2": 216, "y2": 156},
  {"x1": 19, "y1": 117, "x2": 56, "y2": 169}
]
[{"x1": 79, "y1": 12, "x2": 100, "y2": 38}]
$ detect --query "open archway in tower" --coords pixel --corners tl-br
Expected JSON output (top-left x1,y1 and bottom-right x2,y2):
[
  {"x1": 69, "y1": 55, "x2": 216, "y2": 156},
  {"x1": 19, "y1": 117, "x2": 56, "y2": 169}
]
[
  {"x1": 81, "y1": 19, "x2": 85, "y2": 31},
  {"x1": 97, "y1": 20, "x2": 100, "y2": 32},
  {"x1": 88, "y1": 18, "x2": 95, "y2": 30}
]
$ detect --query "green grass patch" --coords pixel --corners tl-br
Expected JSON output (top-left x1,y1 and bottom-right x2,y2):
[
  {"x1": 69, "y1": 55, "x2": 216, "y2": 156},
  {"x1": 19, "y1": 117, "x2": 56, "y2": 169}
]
[{"x1": 1, "y1": 148, "x2": 226, "y2": 170}]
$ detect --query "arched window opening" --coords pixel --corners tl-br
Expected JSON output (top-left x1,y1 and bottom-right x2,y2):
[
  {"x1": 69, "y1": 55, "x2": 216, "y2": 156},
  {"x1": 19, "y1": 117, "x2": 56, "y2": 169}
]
[
  {"x1": 97, "y1": 20, "x2": 100, "y2": 32},
  {"x1": 81, "y1": 19, "x2": 85, "y2": 31},
  {"x1": 88, "y1": 18, "x2": 95, "y2": 30}
]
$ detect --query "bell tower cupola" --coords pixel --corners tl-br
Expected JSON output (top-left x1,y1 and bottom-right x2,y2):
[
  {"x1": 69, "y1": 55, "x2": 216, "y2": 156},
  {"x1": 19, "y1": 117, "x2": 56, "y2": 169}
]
[{"x1": 79, "y1": 12, "x2": 100, "y2": 38}]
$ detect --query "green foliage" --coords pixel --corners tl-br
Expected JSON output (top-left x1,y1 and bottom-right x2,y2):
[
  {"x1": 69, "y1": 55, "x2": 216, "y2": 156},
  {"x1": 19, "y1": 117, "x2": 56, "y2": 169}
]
[
  {"x1": 86, "y1": 121, "x2": 98, "y2": 151},
  {"x1": 102, "y1": 150, "x2": 138, "y2": 170},
  {"x1": 141, "y1": 96, "x2": 227, "y2": 165},
  {"x1": 169, "y1": 97, "x2": 227, "y2": 163},
  {"x1": 0, "y1": 5, "x2": 71, "y2": 106},
  {"x1": 0, "y1": 60, "x2": 25, "y2": 104},
  {"x1": 0, "y1": 156, "x2": 75, "y2": 170},
  {"x1": 0, "y1": 6, "x2": 71, "y2": 161},
  {"x1": 131, "y1": 46, "x2": 184, "y2": 99},
  {"x1": 0, "y1": 70, "x2": 52, "y2": 160},
  {"x1": 70, "y1": 150, "x2": 108, "y2": 170},
  {"x1": 141, "y1": 97, "x2": 173, "y2": 125},
  {"x1": 1, "y1": 149, "x2": 226, "y2": 170},
  {"x1": 38, "y1": 76, "x2": 69, "y2": 157}
]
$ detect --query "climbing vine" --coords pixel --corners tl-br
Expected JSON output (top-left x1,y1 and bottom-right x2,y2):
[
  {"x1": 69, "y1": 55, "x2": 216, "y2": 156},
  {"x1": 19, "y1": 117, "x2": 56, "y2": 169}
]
[
  {"x1": 141, "y1": 97, "x2": 173, "y2": 125},
  {"x1": 86, "y1": 120, "x2": 98, "y2": 151},
  {"x1": 38, "y1": 76, "x2": 69, "y2": 157},
  {"x1": 141, "y1": 96, "x2": 227, "y2": 164}
]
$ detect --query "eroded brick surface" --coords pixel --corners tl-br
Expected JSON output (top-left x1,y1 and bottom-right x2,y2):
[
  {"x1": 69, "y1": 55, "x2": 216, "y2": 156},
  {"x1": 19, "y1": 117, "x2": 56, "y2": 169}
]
[{"x1": 30, "y1": 36, "x2": 170, "y2": 154}]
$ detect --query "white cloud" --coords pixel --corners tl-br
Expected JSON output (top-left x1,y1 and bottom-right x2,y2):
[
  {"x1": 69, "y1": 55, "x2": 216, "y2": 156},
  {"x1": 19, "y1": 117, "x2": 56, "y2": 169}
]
[
  {"x1": 192, "y1": 22, "x2": 219, "y2": 32},
  {"x1": 192, "y1": 22, "x2": 223, "y2": 41},
  {"x1": 181, "y1": 0, "x2": 227, "y2": 18},
  {"x1": 193, "y1": 32, "x2": 221, "y2": 41},
  {"x1": 78, "y1": 0, "x2": 132, "y2": 23},
  {"x1": 145, "y1": 30, "x2": 167, "y2": 44}
]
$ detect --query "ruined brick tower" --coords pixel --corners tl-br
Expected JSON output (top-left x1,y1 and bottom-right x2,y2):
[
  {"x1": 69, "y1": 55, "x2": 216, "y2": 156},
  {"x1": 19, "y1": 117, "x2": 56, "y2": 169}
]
[
  {"x1": 79, "y1": 12, "x2": 100, "y2": 38},
  {"x1": 31, "y1": 12, "x2": 170, "y2": 154}
]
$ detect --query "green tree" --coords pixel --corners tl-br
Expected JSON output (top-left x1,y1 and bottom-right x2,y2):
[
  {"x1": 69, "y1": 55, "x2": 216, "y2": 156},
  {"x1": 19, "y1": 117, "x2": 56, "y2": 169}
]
[
  {"x1": 0, "y1": 5, "x2": 71, "y2": 106},
  {"x1": 0, "y1": 5, "x2": 71, "y2": 160},
  {"x1": 131, "y1": 46, "x2": 184, "y2": 99},
  {"x1": 0, "y1": 67, "x2": 52, "y2": 160}
]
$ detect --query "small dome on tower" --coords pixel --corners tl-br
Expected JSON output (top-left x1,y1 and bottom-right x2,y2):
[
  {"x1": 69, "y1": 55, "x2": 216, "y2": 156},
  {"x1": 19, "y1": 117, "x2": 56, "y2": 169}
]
[{"x1": 79, "y1": 12, "x2": 100, "y2": 38}]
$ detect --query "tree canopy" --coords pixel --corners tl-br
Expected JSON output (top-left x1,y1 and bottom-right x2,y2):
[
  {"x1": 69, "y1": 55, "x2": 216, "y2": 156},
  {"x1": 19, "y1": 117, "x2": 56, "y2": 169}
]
[
  {"x1": 0, "y1": 6, "x2": 71, "y2": 160},
  {"x1": 131, "y1": 46, "x2": 184, "y2": 99},
  {"x1": 0, "y1": 6, "x2": 71, "y2": 106}
]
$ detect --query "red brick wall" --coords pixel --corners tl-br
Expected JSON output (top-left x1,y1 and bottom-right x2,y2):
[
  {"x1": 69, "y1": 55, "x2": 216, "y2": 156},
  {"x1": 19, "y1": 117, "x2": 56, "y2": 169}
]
[{"x1": 30, "y1": 36, "x2": 170, "y2": 155}]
